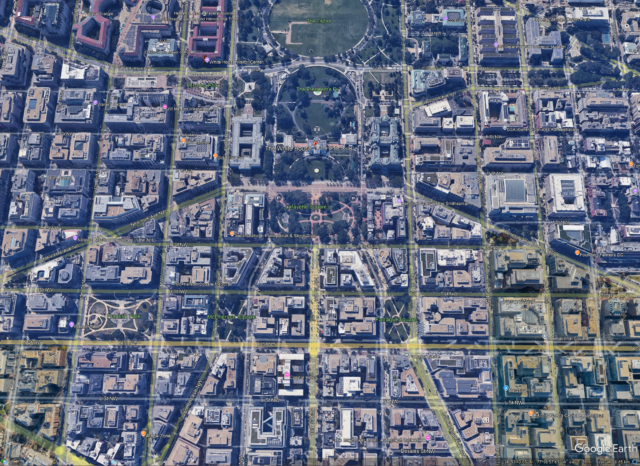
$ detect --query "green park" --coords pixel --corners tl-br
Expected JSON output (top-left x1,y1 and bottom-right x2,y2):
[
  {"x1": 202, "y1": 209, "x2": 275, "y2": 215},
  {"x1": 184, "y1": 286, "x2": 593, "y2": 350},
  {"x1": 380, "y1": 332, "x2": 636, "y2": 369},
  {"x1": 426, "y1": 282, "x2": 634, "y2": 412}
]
[
  {"x1": 269, "y1": 0, "x2": 369, "y2": 56},
  {"x1": 277, "y1": 65, "x2": 357, "y2": 140}
]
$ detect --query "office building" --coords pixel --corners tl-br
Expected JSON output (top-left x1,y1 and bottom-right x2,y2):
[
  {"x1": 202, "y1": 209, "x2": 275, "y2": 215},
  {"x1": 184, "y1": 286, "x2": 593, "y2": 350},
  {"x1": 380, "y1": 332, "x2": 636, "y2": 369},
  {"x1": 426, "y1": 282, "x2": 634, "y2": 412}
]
[
  {"x1": 187, "y1": 0, "x2": 226, "y2": 62},
  {"x1": 495, "y1": 297, "x2": 548, "y2": 339},
  {"x1": 115, "y1": 0, "x2": 176, "y2": 62},
  {"x1": 485, "y1": 174, "x2": 539, "y2": 221},
  {"x1": 524, "y1": 19, "x2": 563, "y2": 64},
  {"x1": 420, "y1": 297, "x2": 489, "y2": 339},
  {"x1": 29, "y1": 257, "x2": 81, "y2": 287},
  {"x1": 11, "y1": 170, "x2": 36, "y2": 194},
  {"x1": 172, "y1": 170, "x2": 218, "y2": 202},
  {"x1": 54, "y1": 88, "x2": 101, "y2": 130},
  {"x1": 577, "y1": 92, "x2": 630, "y2": 134},
  {"x1": 224, "y1": 192, "x2": 266, "y2": 240},
  {"x1": 23, "y1": 87, "x2": 55, "y2": 130},
  {"x1": 164, "y1": 246, "x2": 213, "y2": 287},
  {"x1": 483, "y1": 138, "x2": 534, "y2": 170},
  {"x1": 14, "y1": 0, "x2": 71, "y2": 37},
  {"x1": 416, "y1": 172, "x2": 482, "y2": 211},
  {"x1": 476, "y1": 8, "x2": 520, "y2": 66},
  {"x1": 246, "y1": 407, "x2": 287, "y2": 448},
  {"x1": 251, "y1": 296, "x2": 306, "y2": 339},
  {"x1": 537, "y1": 135, "x2": 563, "y2": 170},
  {"x1": 0, "y1": 134, "x2": 18, "y2": 166},
  {"x1": 220, "y1": 248, "x2": 256, "y2": 287},
  {"x1": 18, "y1": 132, "x2": 51, "y2": 166},
  {"x1": 415, "y1": 203, "x2": 482, "y2": 244},
  {"x1": 500, "y1": 356, "x2": 553, "y2": 399},
  {"x1": 414, "y1": 138, "x2": 477, "y2": 171},
  {"x1": 50, "y1": 133, "x2": 97, "y2": 167},
  {"x1": 60, "y1": 60, "x2": 104, "y2": 88},
  {"x1": 31, "y1": 47, "x2": 61, "y2": 87},
  {"x1": 0, "y1": 91, "x2": 24, "y2": 130},
  {"x1": 548, "y1": 256, "x2": 591, "y2": 292},
  {"x1": 572, "y1": 7, "x2": 610, "y2": 25},
  {"x1": 179, "y1": 103, "x2": 223, "y2": 132},
  {"x1": 72, "y1": 0, "x2": 114, "y2": 55},
  {"x1": 532, "y1": 90, "x2": 574, "y2": 131},
  {"x1": 9, "y1": 192, "x2": 42, "y2": 224},
  {"x1": 418, "y1": 248, "x2": 485, "y2": 290},
  {"x1": 256, "y1": 248, "x2": 306, "y2": 289},
  {"x1": 93, "y1": 170, "x2": 165, "y2": 227},
  {"x1": 547, "y1": 224, "x2": 592, "y2": 255},
  {"x1": 1, "y1": 230, "x2": 36, "y2": 264},
  {"x1": 0, "y1": 43, "x2": 32, "y2": 87},
  {"x1": 490, "y1": 249, "x2": 544, "y2": 291},
  {"x1": 479, "y1": 91, "x2": 528, "y2": 134},
  {"x1": 41, "y1": 194, "x2": 89, "y2": 225},
  {"x1": 101, "y1": 133, "x2": 168, "y2": 168},
  {"x1": 410, "y1": 68, "x2": 466, "y2": 96},
  {"x1": 323, "y1": 297, "x2": 377, "y2": 339},
  {"x1": 176, "y1": 135, "x2": 220, "y2": 168},
  {"x1": 146, "y1": 39, "x2": 179, "y2": 64},
  {"x1": 105, "y1": 90, "x2": 173, "y2": 132},
  {"x1": 555, "y1": 299, "x2": 599, "y2": 340},
  {"x1": 366, "y1": 115, "x2": 402, "y2": 171},
  {"x1": 322, "y1": 249, "x2": 376, "y2": 291},
  {"x1": 168, "y1": 199, "x2": 216, "y2": 241},
  {"x1": 229, "y1": 115, "x2": 263, "y2": 171},
  {"x1": 86, "y1": 243, "x2": 160, "y2": 287},
  {"x1": 543, "y1": 174, "x2": 586, "y2": 219}
]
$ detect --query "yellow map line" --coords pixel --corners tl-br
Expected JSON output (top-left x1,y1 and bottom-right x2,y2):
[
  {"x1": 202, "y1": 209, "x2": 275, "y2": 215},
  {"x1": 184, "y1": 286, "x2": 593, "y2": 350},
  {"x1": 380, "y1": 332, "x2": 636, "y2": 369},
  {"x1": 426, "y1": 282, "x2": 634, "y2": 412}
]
[
  {"x1": 308, "y1": 245, "x2": 320, "y2": 466},
  {"x1": 24, "y1": 339, "x2": 640, "y2": 352}
]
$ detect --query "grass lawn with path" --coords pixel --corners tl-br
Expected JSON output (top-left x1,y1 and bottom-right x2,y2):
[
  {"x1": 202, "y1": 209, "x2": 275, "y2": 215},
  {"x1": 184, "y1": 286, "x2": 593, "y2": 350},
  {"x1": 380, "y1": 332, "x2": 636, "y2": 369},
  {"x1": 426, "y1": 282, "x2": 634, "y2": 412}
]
[
  {"x1": 269, "y1": 0, "x2": 368, "y2": 56},
  {"x1": 280, "y1": 66, "x2": 357, "y2": 139}
]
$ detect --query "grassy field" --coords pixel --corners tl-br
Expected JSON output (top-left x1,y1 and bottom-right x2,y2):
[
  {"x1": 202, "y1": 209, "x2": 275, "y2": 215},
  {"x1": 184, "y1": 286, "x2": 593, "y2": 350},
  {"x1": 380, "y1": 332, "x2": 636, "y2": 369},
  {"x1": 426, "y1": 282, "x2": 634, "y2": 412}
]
[
  {"x1": 355, "y1": 3, "x2": 402, "y2": 65},
  {"x1": 307, "y1": 160, "x2": 326, "y2": 179},
  {"x1": 382, "y1": 4, "x2": 400, "y2": 36},
  {"x1": 363, "y1": 71, "x2": 391, "y2": 91},
  {"x1": 294, "y1": 66, "x2": 355, "y2": 94},
  {"x1": 269, "y1": 0, "x2": 368, "y2": 56},
  {"x1": 272, "y1": 33, "x2": 287, "y2": 47},
  {"x1": 296, "y1": 102, "x2": 337, "y2": 135},
  {"x1": 281, "y1": 66, "x2": 356, "y2": 140}
]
